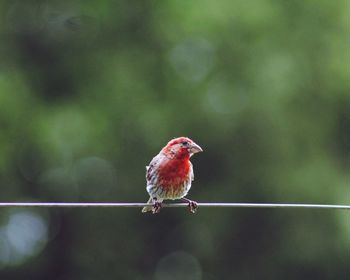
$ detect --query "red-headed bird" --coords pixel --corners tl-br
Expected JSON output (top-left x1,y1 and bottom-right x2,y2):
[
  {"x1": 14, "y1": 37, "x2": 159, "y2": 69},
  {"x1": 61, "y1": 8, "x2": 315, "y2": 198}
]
[{"x1": 142, "y1": 137, "x2": 203, "y2": 214}]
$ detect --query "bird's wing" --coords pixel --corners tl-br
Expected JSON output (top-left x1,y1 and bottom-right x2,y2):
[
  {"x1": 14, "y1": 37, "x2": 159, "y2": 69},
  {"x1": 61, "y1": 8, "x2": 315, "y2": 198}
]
[{"x1": 146, "y1": 153, "x2": 164, "y2": 183}]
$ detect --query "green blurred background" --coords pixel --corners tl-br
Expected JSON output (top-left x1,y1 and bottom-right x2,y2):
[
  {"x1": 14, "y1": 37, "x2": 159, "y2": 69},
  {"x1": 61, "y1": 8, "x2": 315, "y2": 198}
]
[{"x1": 1, "y1": 0, "x2": 350, "y2": 279}]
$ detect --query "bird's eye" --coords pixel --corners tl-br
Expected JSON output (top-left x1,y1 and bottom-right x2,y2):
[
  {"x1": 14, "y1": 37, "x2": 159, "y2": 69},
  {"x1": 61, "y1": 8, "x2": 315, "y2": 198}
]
[{"x1": 182, "y1": 141, "x2": 189, "y2": 146}]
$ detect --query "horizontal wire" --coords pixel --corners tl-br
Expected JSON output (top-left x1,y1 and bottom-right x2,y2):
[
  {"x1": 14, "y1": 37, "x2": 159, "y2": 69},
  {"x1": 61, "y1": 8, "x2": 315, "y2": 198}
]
[{"x1": 0, "y1": 202, "x2": 349, "y2": 210}]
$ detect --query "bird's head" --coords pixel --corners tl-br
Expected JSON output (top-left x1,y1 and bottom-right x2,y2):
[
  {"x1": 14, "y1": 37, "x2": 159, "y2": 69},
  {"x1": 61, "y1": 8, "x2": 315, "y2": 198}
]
[{"x1": 162, "y1": 137, "x2": 203, "y2": 159}]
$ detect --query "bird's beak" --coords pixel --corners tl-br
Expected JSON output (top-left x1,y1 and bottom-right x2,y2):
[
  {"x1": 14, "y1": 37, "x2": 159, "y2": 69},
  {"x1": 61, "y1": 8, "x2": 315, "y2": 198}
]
[{"x1": 189, "y1": 142, "x2": 203, "y2": 154}]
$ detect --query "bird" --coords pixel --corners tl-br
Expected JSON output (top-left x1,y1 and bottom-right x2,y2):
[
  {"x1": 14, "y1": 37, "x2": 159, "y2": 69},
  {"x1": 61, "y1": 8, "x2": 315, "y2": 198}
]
[{"x1": 142, "y1": 137, "x2": 203, "y2": 214}]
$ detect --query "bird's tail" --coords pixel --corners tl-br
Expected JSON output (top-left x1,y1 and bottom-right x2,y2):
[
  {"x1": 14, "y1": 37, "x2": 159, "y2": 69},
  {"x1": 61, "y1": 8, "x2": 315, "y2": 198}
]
[{"x1": 142, "y1": 197, "x2": 153, "y2": 213}]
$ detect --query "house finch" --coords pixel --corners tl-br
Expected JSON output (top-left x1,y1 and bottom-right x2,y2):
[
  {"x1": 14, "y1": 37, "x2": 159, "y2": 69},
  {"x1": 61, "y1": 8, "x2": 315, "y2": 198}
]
[{"x1": 142, "y1": 137, "x2": 203, "y2": 214}]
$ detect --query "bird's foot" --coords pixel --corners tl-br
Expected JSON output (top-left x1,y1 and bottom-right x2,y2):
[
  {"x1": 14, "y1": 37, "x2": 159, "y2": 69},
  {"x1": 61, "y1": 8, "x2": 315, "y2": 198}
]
[
  {"x1": 152, "y1": 202, "x2": 162, "y2": 214},
  {"x1": 188, "y1": 201, "x2": 198, "y2": 213},
  {"x1": 181, "y1": 198, "x2": 198, "y2": 213}
]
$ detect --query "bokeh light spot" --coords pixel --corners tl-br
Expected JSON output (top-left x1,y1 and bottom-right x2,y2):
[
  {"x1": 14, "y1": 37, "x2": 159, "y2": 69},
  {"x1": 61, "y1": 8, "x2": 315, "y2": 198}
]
[
  {"x1": 169, "y1": 38, "x2": 215, "y2": 83},
  {"x1": 204, "y1": 77, "x2": 248, "y2": 117},
  {"x1": 0, "y1": 211, "x2": 48, "y2": 267},
  {"x1": 39, "y1": 166, "x2": 79, "y2": 199},
  {"x1": 154, "y1": 251, "x2": 202, "y2": 280},
  {"x1": 73, "y1": 156, "x2": 118, "y2": 199},
  {"x1": 6, "y1": 212, "x2": 48, "y2": 256}
]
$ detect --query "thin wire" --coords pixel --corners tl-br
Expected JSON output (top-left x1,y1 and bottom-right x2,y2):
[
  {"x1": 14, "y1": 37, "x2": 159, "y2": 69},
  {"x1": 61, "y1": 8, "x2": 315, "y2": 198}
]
[{"x1": 0, "y1": 202, "x2": 349, "y2": 210}]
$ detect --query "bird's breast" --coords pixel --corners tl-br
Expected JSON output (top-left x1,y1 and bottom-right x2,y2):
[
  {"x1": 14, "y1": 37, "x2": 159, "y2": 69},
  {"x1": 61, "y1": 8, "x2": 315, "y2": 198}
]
[{"x1": 158, "y1": 159, "x2": 191, "y2": 187}]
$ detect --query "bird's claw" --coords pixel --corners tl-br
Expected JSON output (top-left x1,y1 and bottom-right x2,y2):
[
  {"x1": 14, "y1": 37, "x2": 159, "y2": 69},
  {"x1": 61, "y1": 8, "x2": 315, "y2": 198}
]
[
  {"x1": 152, "y1": 202, "x2": 162, "y2": 214},
  {"x1": 188, "y1": 200, "x2": 198, "y2": 213},
  {"x1": 181, "y1": 198, "x2": 198, "y2": 213}
]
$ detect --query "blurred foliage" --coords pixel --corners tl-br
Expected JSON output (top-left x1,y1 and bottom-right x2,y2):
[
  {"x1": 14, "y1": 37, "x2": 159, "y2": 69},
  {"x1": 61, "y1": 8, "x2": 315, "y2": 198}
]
[{"x1": 1, "y1": 0, "x2": 350, "y2": 279}]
